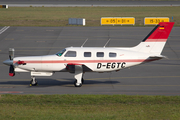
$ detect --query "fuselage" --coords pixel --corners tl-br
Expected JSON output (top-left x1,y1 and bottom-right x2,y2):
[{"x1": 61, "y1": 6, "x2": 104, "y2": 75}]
[{"x1": 13, "y1": 47, "x2": 159, "y2": 73}]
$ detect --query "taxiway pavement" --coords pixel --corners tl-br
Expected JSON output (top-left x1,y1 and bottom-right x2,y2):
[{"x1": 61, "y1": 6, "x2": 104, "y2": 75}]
[{"x1": 0, "y1": 26, "x2": 180, "y2": 95}]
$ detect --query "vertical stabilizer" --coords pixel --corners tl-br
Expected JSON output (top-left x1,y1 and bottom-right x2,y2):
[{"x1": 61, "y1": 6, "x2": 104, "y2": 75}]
[{"x1": 133, "y1": 22, "x2": 174, "y2": 55}]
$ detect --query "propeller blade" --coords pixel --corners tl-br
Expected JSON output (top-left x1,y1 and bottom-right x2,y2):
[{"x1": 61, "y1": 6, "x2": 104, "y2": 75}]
[
  {"x1": 9, "y1": 48, "x2": 15, "y2": 60},
  {"x1": 9, "y1": 65, "x2": 15, "y2": 77}
]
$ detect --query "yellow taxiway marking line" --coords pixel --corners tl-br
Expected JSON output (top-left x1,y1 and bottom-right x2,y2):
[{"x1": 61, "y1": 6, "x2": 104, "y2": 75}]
[
  {"x1": 61, "y1": 84, "x2": 180, "y2": 87},
  {"x1": 86, "y1": 76, "x2": 180, "y2": 80},
  {"x1": 111, "y1": 85, "x2": 180, "y2": 87},
  {"x1": 1, "y1": 84, "x2": 180, "y2": 87},
  {"x1": 5, "y1": 38, "x2": 14, "y2": 40},
  {"x1": 1, "y1": 64, "x2": 178, "y2": 67},
  {"x1": 85, "y1": 85, "x2": 180, "y2": 87}
]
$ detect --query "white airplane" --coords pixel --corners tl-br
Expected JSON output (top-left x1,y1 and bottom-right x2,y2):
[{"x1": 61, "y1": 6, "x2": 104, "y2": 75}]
[{"x1": 3, "y1": 22, "x2": 174, "y2": 87}]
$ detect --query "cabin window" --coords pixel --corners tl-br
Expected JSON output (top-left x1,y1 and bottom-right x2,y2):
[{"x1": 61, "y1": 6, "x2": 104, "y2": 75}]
[
  {"x1": 97, "y1": 52, "x2": 104, "y2": 57},
  {"x1": 109, "y1": 52, "x2": 116, "y2": 57},
  {"x1": 64, "y1": 51, "x2": 76, "y2": 57},
  {"x1": 84, "y1": 52, "x2": 91, "y2": 57},
  {"x1": 56, "y1": 49, "x2": 66, "y2": 57}
]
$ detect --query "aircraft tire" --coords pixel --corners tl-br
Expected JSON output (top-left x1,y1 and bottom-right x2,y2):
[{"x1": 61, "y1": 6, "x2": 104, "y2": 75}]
[
  {"x1": 30, "y1": 79, "x2": 38, "y2": 86},
  {"x1": 74, "y1": 80, "x2": 82, "y2": 87}
]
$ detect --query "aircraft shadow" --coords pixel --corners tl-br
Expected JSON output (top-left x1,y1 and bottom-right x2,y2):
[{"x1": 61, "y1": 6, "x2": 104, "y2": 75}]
[{"x1": 0, "y1": 78, "x2": 120, "y2": 87}]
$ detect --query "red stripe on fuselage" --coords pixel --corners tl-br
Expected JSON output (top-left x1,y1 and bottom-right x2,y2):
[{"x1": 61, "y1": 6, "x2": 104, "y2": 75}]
[{"x1": 13, "y1": 58, "x2": 160, "y2": 64}]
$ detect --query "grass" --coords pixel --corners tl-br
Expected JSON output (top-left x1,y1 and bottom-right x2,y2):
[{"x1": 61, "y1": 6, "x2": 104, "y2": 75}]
[
  {"x1": 0, "y1": 94, "x2": 180, "y2": 120},
  {"x1": 0, "y1": 6, "x2": 179, "y2": 26}
]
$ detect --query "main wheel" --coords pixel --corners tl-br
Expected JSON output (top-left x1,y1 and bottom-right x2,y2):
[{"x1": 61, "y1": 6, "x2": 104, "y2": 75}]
[
  {"x1": 30, "y1": 79, "x2": 38, "y2": 86},
  {"x1": 74, "y1": 80, "x2": 82, "y2": 87}
]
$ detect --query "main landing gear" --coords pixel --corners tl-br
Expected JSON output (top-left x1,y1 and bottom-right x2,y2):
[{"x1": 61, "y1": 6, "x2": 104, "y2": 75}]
[
  {"x1": 30, "y1": 76, "x2": 38, "y2": 86},
  {"x1": 73, "y1": 65, "x2": 84, "y2": 87},
  {"x1": 74, "y1": 78, "x2": 84, "y2": 87},
  {"x1": 30, "y1": 76, "x2": 84, "y2": 87}
]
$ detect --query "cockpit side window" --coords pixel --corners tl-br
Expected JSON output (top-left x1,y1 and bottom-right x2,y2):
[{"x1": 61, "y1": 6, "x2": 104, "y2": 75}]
[
  {"x1": 56, "y1": 49, "x2": 66, "y2": 57},
  {"x1": 64, "y1": 51, "x2": 76, "y2": 57}
]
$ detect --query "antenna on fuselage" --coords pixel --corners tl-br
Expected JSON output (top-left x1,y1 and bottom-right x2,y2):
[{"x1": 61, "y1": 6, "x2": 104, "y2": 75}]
[
  {"x1": 81, "y1": 38, "x2": 88, "y2": 47},
  {"x1": 103, "y1": 38, "x2": 111, "y2": 48}
]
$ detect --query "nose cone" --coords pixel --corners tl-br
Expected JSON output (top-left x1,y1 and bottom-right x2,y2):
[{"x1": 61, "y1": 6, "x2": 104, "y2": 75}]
[{"x1": 3, "y1": 59, "x2": 13, "y2": 66}]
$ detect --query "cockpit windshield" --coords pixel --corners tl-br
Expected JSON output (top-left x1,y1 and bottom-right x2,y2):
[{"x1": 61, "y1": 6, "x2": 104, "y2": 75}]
[{"x1": 56, "y1": 49, "x2": 66, "y2": 57}]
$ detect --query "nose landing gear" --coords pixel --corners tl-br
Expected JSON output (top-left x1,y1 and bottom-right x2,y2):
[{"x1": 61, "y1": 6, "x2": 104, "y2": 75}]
[{"x1": 30, "y1": 76, "x2": 38, "y2": 86}]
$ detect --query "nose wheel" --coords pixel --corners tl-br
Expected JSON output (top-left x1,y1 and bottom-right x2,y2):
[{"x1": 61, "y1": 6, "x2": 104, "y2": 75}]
[{"x1": 30, "y1": 77, "x2": 38, "y2": 86}]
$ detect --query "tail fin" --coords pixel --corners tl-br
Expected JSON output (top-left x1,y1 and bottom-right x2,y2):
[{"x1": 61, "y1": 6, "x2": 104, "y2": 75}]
[{"x1": 133, "y1": 22, "x2": 174, "y2": 55}]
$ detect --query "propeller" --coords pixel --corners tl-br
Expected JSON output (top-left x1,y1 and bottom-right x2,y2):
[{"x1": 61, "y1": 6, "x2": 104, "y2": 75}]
[
  {"x1": 8, "y1": 48, "x2": 15, "y2": 77},
  {"x1": 9, "y1": 65, "x2": 15, "y2": 76},
  {"x1": 9, "y1": 48, "x2": 14, "y2": 60}
]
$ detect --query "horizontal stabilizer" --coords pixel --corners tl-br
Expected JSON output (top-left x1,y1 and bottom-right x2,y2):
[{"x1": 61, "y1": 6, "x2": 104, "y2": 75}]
[{"x1": 149, "y1": 55, "x2": 167, "y2": 59}]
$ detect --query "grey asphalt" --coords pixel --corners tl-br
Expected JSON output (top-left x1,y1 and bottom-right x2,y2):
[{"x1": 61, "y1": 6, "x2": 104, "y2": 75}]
[
  {"x1": 0, "y1": 26, "x2": 180, "y2": 95},
  {"x1": 1, "y1": 0, "x2": 180, "y2": 7}
]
